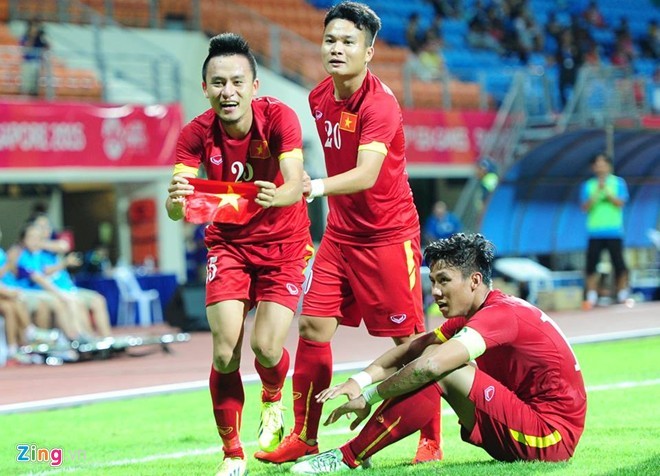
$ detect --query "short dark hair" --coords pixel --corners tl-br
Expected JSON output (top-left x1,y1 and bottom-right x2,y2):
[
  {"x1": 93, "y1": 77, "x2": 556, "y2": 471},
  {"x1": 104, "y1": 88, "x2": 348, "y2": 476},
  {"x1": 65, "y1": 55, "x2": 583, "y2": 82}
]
[
  {"x1": 424, "y1": 233, "x2": 495, "y2": 286},
  {"x1": 324, "y1": 1, "x2": 382, "y2": 46},
  {"x1": 590, "y1": 151, "x2": 612, "y2": 165},
  {"x1": 201, "y1": 33, "x2": 257, "y2": 81}
]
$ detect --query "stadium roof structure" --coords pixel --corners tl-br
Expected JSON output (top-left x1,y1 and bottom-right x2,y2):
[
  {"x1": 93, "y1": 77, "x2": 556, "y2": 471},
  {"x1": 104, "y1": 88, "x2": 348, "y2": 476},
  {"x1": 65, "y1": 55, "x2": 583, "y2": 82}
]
[{"x1": 481, "y1": 128, "x2": 660, "y2": 256}]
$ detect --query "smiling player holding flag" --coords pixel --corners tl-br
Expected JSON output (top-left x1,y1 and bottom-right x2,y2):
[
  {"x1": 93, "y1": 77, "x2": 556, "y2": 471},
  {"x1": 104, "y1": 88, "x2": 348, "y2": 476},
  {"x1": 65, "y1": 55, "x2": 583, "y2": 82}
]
[{"x1": 166, "y1": 33, "x2": 312, "y2": 476}]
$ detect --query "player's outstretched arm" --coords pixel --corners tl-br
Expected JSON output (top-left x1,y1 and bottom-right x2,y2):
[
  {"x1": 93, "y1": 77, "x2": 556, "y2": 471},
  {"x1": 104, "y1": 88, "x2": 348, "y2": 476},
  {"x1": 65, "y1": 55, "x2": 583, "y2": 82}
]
[
  {"x1": 376, "y1": 338, "x2": 470, "y2": 402},
  {"x1": 316, "y1": 331, "x2": 440, "y2": 403},
  {"x1": 318, "y1": 149, "x2": 385, "y2": 197}
]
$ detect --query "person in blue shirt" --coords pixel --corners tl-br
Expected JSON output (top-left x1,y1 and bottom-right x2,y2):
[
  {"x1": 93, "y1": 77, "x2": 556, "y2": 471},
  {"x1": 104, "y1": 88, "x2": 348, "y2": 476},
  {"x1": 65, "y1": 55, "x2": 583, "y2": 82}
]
[
  {"x1": 423, "y1": 200, "x2": 462, "y2": 245},
  {"x1": 29, "y1": 214, "x2": 112, "y2": 337}
]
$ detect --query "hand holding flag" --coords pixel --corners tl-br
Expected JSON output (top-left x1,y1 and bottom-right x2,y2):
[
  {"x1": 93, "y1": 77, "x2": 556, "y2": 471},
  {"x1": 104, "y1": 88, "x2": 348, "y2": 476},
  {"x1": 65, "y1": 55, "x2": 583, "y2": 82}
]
[{"x1": 184, "y1": 178, "x2": 263, "y2": 225}]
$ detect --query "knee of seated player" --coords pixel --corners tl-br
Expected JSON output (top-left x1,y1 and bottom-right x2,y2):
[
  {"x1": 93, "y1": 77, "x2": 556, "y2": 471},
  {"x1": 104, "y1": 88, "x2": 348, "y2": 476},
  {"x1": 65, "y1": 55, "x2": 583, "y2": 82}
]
[
  {"x1": 298, "y1": 314, "x2": 337, "y2": 342},
  {"x1": 437, "y1": 365, "x2": 476, "y2": 400}
]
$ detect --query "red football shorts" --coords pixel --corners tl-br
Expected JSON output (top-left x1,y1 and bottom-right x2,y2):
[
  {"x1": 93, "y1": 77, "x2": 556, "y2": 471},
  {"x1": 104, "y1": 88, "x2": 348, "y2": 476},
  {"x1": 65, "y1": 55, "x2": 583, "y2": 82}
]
[
  {"x1": 205, "y1": 237, "x2": 314, "y2": 311},
  {"x1": 301, "y1": 237, "x2": 425, "y2": 337},
  {"x1": 462, "y1": 369, "x2": 576, "y2": 462}
]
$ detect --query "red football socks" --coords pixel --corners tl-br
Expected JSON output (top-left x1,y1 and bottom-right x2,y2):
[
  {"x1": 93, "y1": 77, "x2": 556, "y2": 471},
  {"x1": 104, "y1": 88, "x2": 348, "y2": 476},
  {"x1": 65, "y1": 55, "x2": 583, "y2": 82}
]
[
  {"x1": 341, "y1": 382, "x2": 443, "y2": 465},
  {"x1": 209, "y1": 366, "x2": 245, "y2": 459},
  {"x1": 292, "y1": 337, "x2": 333, "y2": 442},
  {"x1": 255, "y1": 348, "x2": 290, "y2": 402}
]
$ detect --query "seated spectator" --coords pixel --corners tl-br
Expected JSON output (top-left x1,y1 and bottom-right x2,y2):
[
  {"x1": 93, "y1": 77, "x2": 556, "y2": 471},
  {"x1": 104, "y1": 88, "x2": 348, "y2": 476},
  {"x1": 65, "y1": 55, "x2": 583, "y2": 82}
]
[
  {"x1": 423, "y1": 200, "x2": 462, "y2": 245},
  {"x1": 467, "y1": 8, "x2": 504, "y2": 54},
  {"x1": 611, "y1": 40, "x2": 632, "y2": 69},
  {"x1": 20, "y1": 19, "x2": 49, "y2": 96},
  {"x1": 425, "y1": 0, "x2": 460, "y2": 19},
  {"x1": 405, "y1": 13, "x2": 425, "y2": 54},
  {"x1": 583, "y1": 1, "x2": 607, "y2": 29},
  {"x1": 1, "y1": 227, "x2": 59, "y2": 364},
  {"x1": 14, "y1": 223, "x2": 93, "y2": 342},
  {"x1": 639, "y1": 19, "x2": 659, "y2": 59},
  {"x1": 407, "y1": 38, "x2": 448, "y2": 82},
  {"x1": 29, "y1": 215, "x2": 112, "y2": 337},
  {"x1": 545, "y1": 11, "x2": 564, "y2": 48},
  {"x1": 651, "y1": 67, "x2": 660, "y2": 114},
  {"x1": 424, "y1": 12, "x2": 443, "y2": 44}
]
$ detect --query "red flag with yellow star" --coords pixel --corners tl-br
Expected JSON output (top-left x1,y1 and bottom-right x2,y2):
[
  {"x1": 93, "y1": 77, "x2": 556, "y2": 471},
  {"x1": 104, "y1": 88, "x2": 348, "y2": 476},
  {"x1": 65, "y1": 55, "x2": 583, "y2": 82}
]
[{"x1": 184, "y1": 178, "x2": 262, "y2": 225}]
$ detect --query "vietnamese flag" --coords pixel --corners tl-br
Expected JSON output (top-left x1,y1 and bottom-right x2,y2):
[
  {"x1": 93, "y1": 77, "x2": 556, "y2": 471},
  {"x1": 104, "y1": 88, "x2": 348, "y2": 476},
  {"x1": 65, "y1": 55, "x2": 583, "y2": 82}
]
[{"x1": 185, "y1": 178, "x2": 263, "y2": 225}]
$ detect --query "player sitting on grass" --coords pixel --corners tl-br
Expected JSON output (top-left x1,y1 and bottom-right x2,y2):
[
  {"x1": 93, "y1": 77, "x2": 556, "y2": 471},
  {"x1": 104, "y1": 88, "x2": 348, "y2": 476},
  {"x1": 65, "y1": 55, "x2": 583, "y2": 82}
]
[{"x1": 291, "y1": 233, "x2": 587, "y2": 473}]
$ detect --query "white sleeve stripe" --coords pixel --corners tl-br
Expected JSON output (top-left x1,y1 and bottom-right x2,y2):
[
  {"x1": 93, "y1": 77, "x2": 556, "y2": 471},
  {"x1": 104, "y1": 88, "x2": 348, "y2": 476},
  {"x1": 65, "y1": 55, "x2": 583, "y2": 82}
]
[{"x1": 451, "y1": 326, "x2": 487, "y2": 360}]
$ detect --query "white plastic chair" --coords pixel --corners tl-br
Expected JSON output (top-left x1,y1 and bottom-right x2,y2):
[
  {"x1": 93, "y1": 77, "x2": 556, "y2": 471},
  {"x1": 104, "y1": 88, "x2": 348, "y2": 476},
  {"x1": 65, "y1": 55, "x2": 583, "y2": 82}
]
[{"x1": 112, "y1": 266, "x2": 163, "y2": 327}]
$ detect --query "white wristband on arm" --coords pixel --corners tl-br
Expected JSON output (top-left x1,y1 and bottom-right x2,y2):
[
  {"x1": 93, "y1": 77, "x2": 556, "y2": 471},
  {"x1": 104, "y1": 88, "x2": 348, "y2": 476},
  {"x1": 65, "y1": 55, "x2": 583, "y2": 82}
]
[
  {"x1": 309, "y1": 179, "x2": 325, "y2": 198},
  {"x1": 349, "y1": 371, "x2": 373, "y2": 390},
  {"x1": 362, "y1": 385, "x2": 384, "y2": 406}
]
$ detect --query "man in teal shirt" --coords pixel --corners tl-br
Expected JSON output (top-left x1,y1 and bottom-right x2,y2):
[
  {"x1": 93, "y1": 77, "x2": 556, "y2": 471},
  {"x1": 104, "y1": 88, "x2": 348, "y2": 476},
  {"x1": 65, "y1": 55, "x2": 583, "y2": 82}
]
[{"x1": 580, "y1": 152, "x2": 630, "y2": 309}]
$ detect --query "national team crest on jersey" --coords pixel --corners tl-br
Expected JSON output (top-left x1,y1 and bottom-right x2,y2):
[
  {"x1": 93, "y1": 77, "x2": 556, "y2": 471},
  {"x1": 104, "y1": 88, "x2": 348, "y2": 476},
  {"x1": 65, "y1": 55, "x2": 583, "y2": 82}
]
[
  {"x1": 250, "y1": 139, "x2": 271, "y2": 159},
  {"x1": 339, "y1": 111, "x2": 358, "y2": 132}
]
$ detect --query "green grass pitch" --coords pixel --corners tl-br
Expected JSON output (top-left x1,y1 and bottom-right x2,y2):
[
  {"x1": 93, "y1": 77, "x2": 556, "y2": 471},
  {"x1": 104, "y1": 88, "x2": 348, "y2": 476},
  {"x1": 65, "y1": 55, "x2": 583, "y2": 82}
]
[{"x1": 1, "y1": 337, "x2": 659, "y2": 475}]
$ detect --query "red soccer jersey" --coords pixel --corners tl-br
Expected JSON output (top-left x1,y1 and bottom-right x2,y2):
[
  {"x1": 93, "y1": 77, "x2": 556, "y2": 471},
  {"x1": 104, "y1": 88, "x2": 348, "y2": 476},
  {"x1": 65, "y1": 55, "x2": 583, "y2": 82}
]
[
  {"x1": 308, "y1": 70, "x2": 419, "y2": 245},
  {"x1": 437, "y1": 290, "x2": 587, "y2": 450},
  {"x1": 175, "y1": 96, "x2": 310, "y2": 245}
]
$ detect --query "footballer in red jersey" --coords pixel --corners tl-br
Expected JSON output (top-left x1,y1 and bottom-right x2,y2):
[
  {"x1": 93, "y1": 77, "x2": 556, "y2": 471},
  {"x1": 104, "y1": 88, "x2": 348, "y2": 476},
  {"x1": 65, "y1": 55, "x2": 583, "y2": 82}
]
[
  {"x1": 165, "y1": 33, "x2": 312, "y2": 476},
  {"x1": 255, "y1": 2, "x2": 439, "y2": 467},
  {"x1": 296, "y1": 234, "x2": 587, "y2": 473}
]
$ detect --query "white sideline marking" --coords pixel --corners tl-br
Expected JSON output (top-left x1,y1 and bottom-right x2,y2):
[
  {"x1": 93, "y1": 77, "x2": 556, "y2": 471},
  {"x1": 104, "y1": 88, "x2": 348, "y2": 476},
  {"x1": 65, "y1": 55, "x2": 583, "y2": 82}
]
[
  {"x1": 16, "y1": 377, "x2": 660, "y2": 476},
  {"x1": 3, "y1": 326, "x2": 660, "y2": 415},
  {"x1": 0, "y1": 360, "x2": 374, "y2": 415}
]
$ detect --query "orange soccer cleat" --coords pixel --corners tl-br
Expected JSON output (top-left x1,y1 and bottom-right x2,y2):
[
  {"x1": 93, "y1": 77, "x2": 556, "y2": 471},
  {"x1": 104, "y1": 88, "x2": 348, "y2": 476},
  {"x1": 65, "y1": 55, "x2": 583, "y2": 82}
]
[
  {"x1": 254, "y1": 432, "x2": 319, "y2": 464},
  {"x1": 412, "y1": 437, "x2": 443, "y2": 464}
]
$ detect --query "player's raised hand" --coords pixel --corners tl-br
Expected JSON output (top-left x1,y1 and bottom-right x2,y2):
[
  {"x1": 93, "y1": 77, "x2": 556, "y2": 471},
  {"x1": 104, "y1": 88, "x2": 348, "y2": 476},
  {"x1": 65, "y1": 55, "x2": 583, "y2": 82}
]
[
  {"x1": 254, "y1": 180, "x2": 276, "y2": 208},
  {"x1": 323, "y1": 396, "x2": 372, "y2": 430},
  {"x1": 316, "y1": 379, "x2": 361, "y2": 403}
]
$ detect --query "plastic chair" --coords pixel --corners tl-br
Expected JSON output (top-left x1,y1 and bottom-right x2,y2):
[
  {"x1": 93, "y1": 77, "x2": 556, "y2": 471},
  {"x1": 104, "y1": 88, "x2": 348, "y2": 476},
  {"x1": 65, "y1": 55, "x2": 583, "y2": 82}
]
[{"x1": 112, "y1": 266, "x2": 163, "y2": 327}]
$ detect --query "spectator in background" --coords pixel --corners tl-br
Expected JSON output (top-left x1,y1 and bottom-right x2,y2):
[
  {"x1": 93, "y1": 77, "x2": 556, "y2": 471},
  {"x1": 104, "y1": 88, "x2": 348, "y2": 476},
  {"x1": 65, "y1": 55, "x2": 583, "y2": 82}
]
[
  {"x1": 1, "y1": 226, "x2": 58, "y2": 365},
  {"x1": 425, "y1": 0, "x2": 460, "y2": 19},
  {"x1": 405, "y1": 12, "x2": 424, "y2": 54},
  {"x1": 651, "y1": 67, "x2": 660, "y2": 114},
  {"x1": 545, "y1": 11, "x2": 564, "y2": 48},
  {"x1": 583, "y1": 1, "x2": 606, "y2": 29},
  {"x1": 580, "y1": 152, "x2": 631, "y2": 310},
  {"x1": 639, "y1": 19, "x2": 659, "y2": 59},
  {"x1": 423, "y1": 200, "x2": 462, "y2": 245},
  {"x1": 476, "y1": 157, "x2": 499, "y2": 212},
  {"x1": 423, "y1": 12, "x2": 444, "y2": 44},
  {"x1": 408, "y1": 37, "x2": 448, "y2": 82},
  {"x1": 14, "y1": 223, "x2": 96, "y2": 343},
  {"x1": 20, "y1": 19, "x2": 49, "y2": 96},
  {"x1": 556, "y1": 29, "x2": 583, "y2": 107}
]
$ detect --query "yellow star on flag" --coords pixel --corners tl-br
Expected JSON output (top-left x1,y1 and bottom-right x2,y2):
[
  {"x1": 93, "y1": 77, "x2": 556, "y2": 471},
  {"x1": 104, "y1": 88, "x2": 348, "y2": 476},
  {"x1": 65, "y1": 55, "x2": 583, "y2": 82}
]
[{"x1": 215, "y1": 186, "x2": 241, "y2": 211}]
